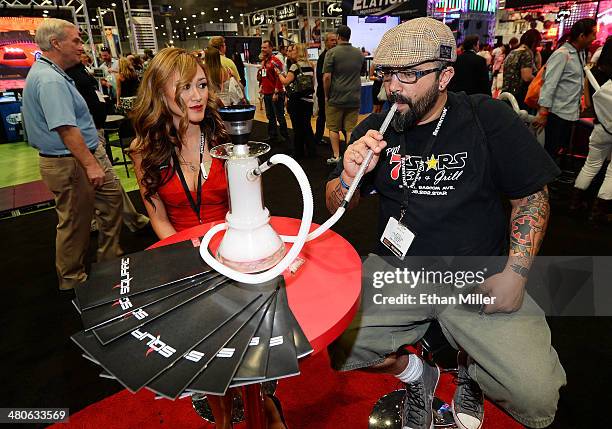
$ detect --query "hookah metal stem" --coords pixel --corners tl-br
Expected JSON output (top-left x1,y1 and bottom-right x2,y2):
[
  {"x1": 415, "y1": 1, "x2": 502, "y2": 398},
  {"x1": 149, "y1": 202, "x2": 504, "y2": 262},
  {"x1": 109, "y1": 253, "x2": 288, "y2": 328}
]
[{"x1": 343, "y1": 103, "x2": 398, "y2": 204}]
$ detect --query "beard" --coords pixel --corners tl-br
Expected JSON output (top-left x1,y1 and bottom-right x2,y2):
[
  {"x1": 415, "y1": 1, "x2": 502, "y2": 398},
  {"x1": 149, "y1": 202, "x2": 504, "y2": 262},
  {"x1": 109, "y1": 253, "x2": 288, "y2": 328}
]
[{"x1": 388, "y1": 82, "x2": 440, "y2": 132}]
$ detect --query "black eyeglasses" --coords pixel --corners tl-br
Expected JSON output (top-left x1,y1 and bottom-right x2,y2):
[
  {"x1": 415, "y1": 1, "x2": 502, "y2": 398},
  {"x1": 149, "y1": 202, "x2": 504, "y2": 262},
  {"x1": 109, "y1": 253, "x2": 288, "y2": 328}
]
[{"x1": 375, "y1": 66, "x2": 445, "y2": 84}]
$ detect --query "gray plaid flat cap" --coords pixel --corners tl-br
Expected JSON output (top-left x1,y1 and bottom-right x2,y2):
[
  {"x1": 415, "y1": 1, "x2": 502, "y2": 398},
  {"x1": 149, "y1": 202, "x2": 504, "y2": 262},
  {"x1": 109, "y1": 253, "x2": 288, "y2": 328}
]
[{"x1": 374, "y1": 17, "x2": 457, "y2": 68}]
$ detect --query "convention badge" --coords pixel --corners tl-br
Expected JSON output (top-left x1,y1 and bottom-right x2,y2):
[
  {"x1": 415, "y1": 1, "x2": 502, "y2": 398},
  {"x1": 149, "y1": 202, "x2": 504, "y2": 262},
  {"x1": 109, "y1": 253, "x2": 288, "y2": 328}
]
[
  {"x1": 380, "y1": 217, "x2": 415, "y2": 261},
  {"x1": 261, "y1": 68, "x2": 267, "y2": 77},
  {"x1": 95, "y1": 90, "x2": 106, "y2": 103}
]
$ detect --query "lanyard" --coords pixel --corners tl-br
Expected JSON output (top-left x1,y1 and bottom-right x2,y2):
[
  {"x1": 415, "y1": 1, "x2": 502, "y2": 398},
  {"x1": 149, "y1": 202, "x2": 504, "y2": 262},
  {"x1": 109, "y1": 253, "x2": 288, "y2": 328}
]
[
  {"x1": 398, "y1": 105, "x2": 449, "y2": 224},
  {"x1": 38, "y1": 57, "x2": 74, "y2": 84},
  {"x1": 172, "y1": 133, "x2": 205, "y2": 223}
]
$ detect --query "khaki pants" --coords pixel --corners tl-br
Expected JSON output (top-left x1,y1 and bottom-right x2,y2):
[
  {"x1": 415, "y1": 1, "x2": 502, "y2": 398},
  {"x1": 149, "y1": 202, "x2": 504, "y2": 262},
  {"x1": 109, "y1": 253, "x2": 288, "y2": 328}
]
[
  {"x1": 329, "y1": 255, "x2": 567, "y2": 428},
  {"x1": 39, "y1": 143, "x2": 123, "y2": 290},
  {"x1": 95, "y1": 129, "x2": 149, "y2": 231}
]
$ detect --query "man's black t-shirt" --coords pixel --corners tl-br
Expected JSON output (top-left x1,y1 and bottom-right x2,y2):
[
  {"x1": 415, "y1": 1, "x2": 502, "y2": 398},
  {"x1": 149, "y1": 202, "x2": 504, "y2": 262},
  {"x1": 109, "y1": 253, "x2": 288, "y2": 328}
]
[
  {"x1": 65, "y1": 63, "x2": 107, "y2": 129},
  {"x1": 330, "y1": 92, "x2": 560, "y2": 256}
]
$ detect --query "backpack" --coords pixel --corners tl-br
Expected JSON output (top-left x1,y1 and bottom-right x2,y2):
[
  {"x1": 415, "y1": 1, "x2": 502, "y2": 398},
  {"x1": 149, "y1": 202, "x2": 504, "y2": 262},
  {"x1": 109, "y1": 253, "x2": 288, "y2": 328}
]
[
  {"x1": 524, "y1": 65, "x2": 546, "y2": 109},
  {"x1": 585, "y1": 65, "x2": 612, "y2": 134},
  {"x1": 288, "y1": 63, "x2": 314, "y2": 97}
]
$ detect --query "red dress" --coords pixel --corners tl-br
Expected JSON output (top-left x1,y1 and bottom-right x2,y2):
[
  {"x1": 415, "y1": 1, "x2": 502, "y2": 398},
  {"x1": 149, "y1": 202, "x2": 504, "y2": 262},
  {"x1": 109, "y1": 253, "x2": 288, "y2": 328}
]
[{"x1": 157, "y1": 158, "x2": 229, "y2": 231}]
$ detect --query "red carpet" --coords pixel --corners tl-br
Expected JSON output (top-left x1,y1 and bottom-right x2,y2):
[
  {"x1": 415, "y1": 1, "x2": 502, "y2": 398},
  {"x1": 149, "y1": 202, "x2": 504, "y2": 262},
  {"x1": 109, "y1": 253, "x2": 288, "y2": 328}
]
[{"x1": 50, "y1": 351, "x2": 523, "y2": 428}]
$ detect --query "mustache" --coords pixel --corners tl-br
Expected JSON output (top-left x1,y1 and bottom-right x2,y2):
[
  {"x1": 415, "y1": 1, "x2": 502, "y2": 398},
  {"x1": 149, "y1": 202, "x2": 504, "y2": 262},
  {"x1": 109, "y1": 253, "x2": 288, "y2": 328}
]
[{"x1": 387, "y1": 92, "x2": 412, "y2": 105}]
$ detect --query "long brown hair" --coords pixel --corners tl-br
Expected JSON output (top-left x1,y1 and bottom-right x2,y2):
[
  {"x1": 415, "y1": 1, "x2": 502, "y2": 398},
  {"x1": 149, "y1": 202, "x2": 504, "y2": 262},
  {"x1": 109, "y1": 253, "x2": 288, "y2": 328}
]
[
  {"x1": 204, "y1": 46, "x2": 224, "y2": 90},
  {"x1": 130, "y1": 47, "x2": 229, "y2": 204},
  {"x1": 118, "y1": 57, "x2": 137, "y2": 81}
]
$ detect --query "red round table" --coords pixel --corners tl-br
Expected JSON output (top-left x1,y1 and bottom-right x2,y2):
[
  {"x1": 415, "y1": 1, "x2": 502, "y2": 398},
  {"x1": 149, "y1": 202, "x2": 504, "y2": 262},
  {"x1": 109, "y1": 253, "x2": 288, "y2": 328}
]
[{"x1": 149, "y1": 216, "x2": 362, "y2": 428}]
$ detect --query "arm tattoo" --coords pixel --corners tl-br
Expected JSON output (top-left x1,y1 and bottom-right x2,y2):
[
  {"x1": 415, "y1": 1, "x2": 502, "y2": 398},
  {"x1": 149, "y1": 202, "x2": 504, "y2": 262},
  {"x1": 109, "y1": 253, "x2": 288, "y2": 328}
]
[
  {"x1": 510, "y1": 262, "x2": 529, "y2": 278},
  {"x1": 325, "y1": 178, "x2": 359, "y2": 213},
  {"x1": 509, "y1": 187, "x2": 550, "y2": 259}
]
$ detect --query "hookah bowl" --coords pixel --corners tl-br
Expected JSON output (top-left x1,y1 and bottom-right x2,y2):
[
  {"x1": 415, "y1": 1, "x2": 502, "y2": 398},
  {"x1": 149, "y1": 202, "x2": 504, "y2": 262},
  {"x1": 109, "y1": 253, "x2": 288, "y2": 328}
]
[{"x1": 211, "y1": 105, "x2": 285, "y2": 273}]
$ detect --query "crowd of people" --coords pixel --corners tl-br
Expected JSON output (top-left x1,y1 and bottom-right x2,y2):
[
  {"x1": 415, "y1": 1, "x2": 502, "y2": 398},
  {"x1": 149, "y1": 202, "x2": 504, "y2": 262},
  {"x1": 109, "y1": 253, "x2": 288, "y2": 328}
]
[{"x1": 19, "y1": 14, "x2": 611, "y2": 429}]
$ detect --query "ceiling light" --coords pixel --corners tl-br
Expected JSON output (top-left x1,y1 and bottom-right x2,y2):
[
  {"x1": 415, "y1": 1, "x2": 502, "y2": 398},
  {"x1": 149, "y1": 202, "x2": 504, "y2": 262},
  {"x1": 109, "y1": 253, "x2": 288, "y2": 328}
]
[
  {"x1": 111, "y1": 2, "x2": 116, "y2": 6},
  {"x1": 175, "y1": 20, "x2": 179, "y2": 23},
  {"x1": 179, "y1": 7, "x2": 182, "y2": 10},
  {"x1": 219, "y1": 19, "x2": 223, "y2": 22},
  {"x1": 214, "y1": 7, "x2": 219, "y2": 11},
  {"x1": 226, "y1": 9, "x2": 229, "y2": 12},
  {"x1": 162, "y1": 32, "x2": 166, "y2": 36},
  {"x1": 240, "y1": 13, "x2": 243, "y2": 17},
  {"x1": 210, "y1": 20, "x2": 213, "y2": 24},
  {"x1": 91, "y1": 18, "x2": 96, "y2": 21},
  {"x1": 183, "y1": 17, "x2": 187, "y2": 20},
  {"x1": 200, "y1": 11, "x2": 205, "y2": 15},
  {"x1": 230, "y1": 16, "x2": 234, "y2": 19},
  {"x1": 155, "y1": 26, "x2": 158, "y2": 29},
  {"x1": 43, "y1": 9, "x2": 48, "y2": 13}
]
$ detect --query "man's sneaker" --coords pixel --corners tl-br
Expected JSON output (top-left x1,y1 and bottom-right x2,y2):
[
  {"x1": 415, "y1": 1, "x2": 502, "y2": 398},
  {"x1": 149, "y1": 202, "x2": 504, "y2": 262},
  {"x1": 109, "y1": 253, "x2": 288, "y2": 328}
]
[
  {"x1": 452, "y1": 356, "x2": 484, "y2": 429},
  {"x1": 326, "y1": 156, "x2": 340, "y2": 164},
  {"x1": 401, "y1": 359, "x2": 440, "y2": 429}
]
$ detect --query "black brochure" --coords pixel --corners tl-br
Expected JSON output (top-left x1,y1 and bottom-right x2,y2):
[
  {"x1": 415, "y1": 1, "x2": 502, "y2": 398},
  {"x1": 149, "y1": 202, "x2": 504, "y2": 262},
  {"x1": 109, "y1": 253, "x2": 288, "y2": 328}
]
[
  {"x1": 186, "y1": 301, "x2": 268, "y2": 396},
  {"x1": 147, "y1": 293, "x2": 275, "y2": 399},
  {"x1": 231, "y1": 287, "x2": 278, "y2": 381},
  {"x1": 75, "y1": 240, "x2": 211, "y2": 310},
  {"x1": 71, "y1": 283, "x2": 263, "y2": 392},
  {"x1": 81, "y1": 272, "x2": 223, "y2": 331},
  {"x1": 284, "y1": 293, "x2": 313, "y2": 358},
  {"x1": 92, "y1": 276, "x2": 228, "y2": 345},
  {"x1": 264, "y1": 287, "x2": 300, "y2": 381}
]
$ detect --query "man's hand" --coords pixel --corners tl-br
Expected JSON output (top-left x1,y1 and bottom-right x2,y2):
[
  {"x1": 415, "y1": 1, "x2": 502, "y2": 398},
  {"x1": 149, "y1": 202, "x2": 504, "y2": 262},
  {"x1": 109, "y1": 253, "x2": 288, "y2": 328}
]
[
  {"x1": 272, "y1": 93, "x2": 278, "y2": 102},
  {"x1": 86, "y1": 162, "x2": 105, "y2": 188},
  {"x1": 532, "y1": 114, "x2": 547, "y2": 130},
  {"x1": 479, "y1": 268, "x2": 527, "y2": 314},
  {"x1": 343, "y1": 130, "x2": 387, "y2": 180}
]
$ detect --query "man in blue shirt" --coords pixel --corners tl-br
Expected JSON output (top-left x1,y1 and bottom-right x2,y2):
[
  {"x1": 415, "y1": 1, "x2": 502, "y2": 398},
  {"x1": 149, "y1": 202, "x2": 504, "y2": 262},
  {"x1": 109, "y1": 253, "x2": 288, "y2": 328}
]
[
  {"x1": 22, "y1": 18, "x2": 122, "y2": 290},
  {"x1": 534, "y1": 18, "x2": 598, "y2": 161}
]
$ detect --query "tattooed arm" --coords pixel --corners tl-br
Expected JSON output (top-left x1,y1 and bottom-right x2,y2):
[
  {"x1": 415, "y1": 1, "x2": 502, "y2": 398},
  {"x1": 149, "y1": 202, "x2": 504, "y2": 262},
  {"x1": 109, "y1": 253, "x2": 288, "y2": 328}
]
[
  {"x1": 508, "y1": 186, "x2": 550, "y2": 272},
  {"x1": 325, "y1": 172, "x2": 361, "y2": 213},
  {"x1": 482, "y1": 186, "x2": 550, "y2": 313}
]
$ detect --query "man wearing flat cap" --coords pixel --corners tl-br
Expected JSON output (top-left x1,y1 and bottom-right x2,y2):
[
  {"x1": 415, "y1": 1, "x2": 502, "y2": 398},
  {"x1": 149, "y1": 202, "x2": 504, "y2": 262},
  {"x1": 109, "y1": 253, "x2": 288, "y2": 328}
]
[{"x1": 326, "y1": 18, "x2": 565, "y2": 429}]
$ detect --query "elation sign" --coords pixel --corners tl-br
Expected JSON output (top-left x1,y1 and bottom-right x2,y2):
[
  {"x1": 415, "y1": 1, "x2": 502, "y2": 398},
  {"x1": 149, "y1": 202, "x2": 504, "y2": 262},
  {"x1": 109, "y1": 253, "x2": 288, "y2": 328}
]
[{"x1": 342, "y1": 0, "x2": 427, "y2": 17}]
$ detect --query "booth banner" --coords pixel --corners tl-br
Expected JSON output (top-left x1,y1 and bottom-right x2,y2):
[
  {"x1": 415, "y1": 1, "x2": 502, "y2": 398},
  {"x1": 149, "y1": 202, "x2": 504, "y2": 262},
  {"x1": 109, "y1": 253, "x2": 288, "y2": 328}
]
[
  {"x1": 342, "y1": 0, "x2": 427, "y2": 17},
  {"x1": 323, "y1": 1, "x2": 343, "y2": 17},
  {"x1": 276, "y1": 4, "x2": 299, "y2": 21},
  {"x1": 505, "y1": 0, "x2": 560, "y2": 7},
  {"x1": 250, "y1": 12, "x2": 266, "y2": 26}
]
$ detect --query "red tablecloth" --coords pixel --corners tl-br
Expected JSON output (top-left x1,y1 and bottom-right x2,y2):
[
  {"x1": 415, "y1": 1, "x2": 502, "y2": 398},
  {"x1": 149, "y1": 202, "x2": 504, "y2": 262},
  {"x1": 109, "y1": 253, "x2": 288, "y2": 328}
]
[{"x1": 150, "y1": 216, "x2": 362, "y2": 354}]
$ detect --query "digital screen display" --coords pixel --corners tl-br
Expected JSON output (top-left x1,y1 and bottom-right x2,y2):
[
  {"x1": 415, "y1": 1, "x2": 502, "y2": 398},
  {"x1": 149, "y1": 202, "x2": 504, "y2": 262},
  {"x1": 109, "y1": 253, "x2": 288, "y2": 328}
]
[
  {"x1": 346, "y1": 15, "x2": 400, "y2": 57},
  {"x1": 0, "y1": 17, "x2": 44, "y2": 91}
]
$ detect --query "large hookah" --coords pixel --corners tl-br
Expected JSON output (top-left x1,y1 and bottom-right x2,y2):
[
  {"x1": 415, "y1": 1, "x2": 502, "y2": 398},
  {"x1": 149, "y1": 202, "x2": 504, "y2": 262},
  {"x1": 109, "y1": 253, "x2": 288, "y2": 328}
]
[{"x1": 200, "y1": 104, "x2": 397, "y2": 284}]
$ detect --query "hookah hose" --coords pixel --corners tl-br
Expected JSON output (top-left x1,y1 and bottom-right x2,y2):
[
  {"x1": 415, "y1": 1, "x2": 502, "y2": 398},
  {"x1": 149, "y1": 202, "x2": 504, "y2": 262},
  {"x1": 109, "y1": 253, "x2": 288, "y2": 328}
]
[
  {"x1": 200, "y1": 154, "x2": 314, "y2": 284},
  {"x1": 281, "y1": 102, "x2": 398, "y2": 243},
  {"x1": 199, "y1": 104, "x2": 397, "y2": 284}
]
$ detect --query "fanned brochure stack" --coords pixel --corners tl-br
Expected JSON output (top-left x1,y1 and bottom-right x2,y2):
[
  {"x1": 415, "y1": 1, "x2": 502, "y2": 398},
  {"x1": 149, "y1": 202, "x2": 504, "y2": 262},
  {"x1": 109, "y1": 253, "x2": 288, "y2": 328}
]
[{"x1": 71, "y1": 240, "x2": 313, "y2": 399}]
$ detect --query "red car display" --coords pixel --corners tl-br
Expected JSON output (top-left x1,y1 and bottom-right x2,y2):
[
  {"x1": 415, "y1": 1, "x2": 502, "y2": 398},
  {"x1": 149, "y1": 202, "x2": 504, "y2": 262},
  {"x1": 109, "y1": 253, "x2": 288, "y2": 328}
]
[{"x1": 0, "y1": 42, "x2": 41, "y2": 77}]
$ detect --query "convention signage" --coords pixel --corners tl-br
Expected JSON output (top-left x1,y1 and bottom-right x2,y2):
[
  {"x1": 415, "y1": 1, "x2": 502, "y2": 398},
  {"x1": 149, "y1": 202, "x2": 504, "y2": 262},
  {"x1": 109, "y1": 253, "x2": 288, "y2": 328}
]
[
  {"x1": 250, "y1": 12, "x2": 266, "y2": 26},
  {"x1": 323, "y1": 2, "x2": 343, "y2": 17},
  {"x1": 342, "y1": 0, "x2": 427, "y2": 17},
  {"x1": 505, "y1": 0, "x2": 560, "y2": 8},
  {"x1": 275, "y1": 4, "x2": 298, "y2": 21}
]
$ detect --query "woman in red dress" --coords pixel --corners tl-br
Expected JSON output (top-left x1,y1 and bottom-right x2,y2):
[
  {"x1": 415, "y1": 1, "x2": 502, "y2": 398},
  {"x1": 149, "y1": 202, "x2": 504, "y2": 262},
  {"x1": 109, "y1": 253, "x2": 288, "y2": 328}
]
[
  {"x1": 129, "y1": 48, "x2": 286, "y2": 429},
  {"x1": 130, "y1": 48, "x2": 229, "y2": 240}
]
